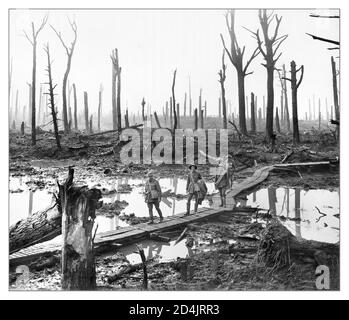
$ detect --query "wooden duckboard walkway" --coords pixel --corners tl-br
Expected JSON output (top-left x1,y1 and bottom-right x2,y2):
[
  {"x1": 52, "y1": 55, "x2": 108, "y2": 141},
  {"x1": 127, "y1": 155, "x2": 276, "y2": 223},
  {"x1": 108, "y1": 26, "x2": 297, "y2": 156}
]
[{"x1": 9, "y1": 161, "x2": 333, "y2": 266}]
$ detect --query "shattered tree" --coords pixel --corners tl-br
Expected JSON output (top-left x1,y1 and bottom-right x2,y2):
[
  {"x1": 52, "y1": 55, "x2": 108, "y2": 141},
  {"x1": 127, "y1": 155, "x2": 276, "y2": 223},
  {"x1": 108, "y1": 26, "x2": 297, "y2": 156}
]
[
  {"x1": 221, "y1": 10, "x2": 259, "y2": 134},
  {"x1": 59, "y1": 167, "x2": 102, "y2": 290},
  {"x1": 24, "y1": 15, "x2": 48, "y2": 145},
  {"x1": 44, "y1": 43, "x2": 61, "y2": 149},
  {"x1": 111, "y1": 48, "x2": 122, "y2": 131},
  {"x1": 51, "y1": 19, "x2": 78, "y2": 134},
  {"x1": 218, "y1": 50, "x2": 228, "y2": 129},
  {"x1": 284, "y1": 61, "x2": 304, "y2": 143},
  {"x1": 253, "y1": 10, "x2": 288, "y2": 141}
]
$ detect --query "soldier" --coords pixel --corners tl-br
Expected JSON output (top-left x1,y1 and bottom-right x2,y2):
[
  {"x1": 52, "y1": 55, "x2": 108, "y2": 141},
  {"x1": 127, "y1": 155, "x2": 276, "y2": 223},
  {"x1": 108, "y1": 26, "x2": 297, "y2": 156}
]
[
  {"x1": 186, "y1": 164, "x2": 202, "y2": 215},
  {"x1": 144, "y1": 171, "x2": 163, "y2": 224},
  {"x1": 214, "y1": 158, "x2": 231, "y2": 207}
]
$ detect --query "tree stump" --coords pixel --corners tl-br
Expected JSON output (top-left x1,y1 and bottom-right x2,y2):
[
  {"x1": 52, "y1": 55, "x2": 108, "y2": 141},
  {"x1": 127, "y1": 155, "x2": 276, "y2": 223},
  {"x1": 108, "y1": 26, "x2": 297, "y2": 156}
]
[
  {"x1": 59, "y1": 167, "x2": 102, "y2": 290},
  {"x1": 258, "y1": 220, "x2": 339, "y2": 270}
]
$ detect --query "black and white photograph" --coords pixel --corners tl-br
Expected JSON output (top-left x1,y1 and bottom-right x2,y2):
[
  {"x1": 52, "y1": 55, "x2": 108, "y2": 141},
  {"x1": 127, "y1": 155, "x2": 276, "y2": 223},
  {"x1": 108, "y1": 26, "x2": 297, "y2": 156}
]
[{"x1": 6, "y1": 4, "x2": 342, "y2": 296}]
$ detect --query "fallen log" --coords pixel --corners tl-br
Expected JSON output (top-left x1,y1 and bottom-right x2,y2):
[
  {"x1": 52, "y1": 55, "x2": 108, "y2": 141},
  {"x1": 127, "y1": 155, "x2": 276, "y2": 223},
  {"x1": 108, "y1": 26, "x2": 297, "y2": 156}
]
[
  {"x1": 9, "y1": 203, "x2": 61, "y2": 255},
  {"x1": 80, "y1": 124, "x2": 143, "y2": 138},
  {"x1": 258, "y1": 220, "x2": 339, "y2": 268}
]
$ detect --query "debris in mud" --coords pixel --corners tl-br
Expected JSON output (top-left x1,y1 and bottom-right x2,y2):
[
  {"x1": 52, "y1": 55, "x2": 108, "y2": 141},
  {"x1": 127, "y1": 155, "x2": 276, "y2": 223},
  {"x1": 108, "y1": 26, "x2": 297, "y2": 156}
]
[{"x1": 97, "y1": 200, "x2": 129, "y2": 216}]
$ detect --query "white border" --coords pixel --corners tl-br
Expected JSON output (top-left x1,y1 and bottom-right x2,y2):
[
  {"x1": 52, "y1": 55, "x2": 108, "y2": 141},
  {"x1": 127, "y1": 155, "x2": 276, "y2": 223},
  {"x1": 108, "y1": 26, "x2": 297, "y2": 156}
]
[{"x1": 1, "y1": 0, "x2": 347, "y2": 300}]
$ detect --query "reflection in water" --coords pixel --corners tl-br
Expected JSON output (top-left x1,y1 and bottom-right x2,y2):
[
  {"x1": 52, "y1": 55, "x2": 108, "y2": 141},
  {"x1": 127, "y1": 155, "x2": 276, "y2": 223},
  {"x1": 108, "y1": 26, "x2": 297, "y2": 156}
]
[
  {"x1": 9, "y1": 176, "x2": 215, "y2": 233},
  {"x1": 246, "y1": 187, "x2": 340, "y2": 243},
  {"x1": 121, "y1": 239, "x2": 193, "y2": 264}
]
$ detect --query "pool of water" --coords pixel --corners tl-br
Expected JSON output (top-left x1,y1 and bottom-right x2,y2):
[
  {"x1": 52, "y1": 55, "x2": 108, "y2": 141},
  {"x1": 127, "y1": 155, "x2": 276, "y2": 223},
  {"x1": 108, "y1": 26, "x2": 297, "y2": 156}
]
[
  {"x1": 9, "y1": 176, "x2": 215, "y2": 233},
  {"x1": 242, "y1": 187, "x2": 340, "y2": 244}
]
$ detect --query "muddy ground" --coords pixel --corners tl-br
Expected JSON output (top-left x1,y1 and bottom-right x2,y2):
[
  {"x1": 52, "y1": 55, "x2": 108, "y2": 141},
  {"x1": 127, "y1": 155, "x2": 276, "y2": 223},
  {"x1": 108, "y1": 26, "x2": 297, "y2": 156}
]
[{"x1": 9, "y1": 129, "x2": 340, "y2": 291}]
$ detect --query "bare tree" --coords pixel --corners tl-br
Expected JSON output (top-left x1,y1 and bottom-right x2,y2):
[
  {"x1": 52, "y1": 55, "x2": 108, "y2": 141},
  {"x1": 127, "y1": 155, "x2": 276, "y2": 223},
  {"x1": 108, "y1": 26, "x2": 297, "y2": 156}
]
[
  {"x1": 220, "y1": 10, "x2": 259, "y2": 134},
  {"x1": 98, "y1": 84, "x2": 104, "y2": 132},
  {"x1": 24, "y1": 15, "x2": 48, "y2": 145},
  {"x1": 172, "y1": 69, "x2": 178, "y2": 130},
  {"x1": 283, "y1": 61, "x2": 304, "y2": 143},
  {"x1": 51, "y1": 18, "x2": 77, "y2": 134},
  {"x1": 111, "y1": 48, "x2": 122, "y2": 131},
  {"x1": 72, "y1": 83, "x2": 78, "y2": 130},
  {"x1": 44, "y1": 44, "x2": 61, "y2": 149},
  {"x1": 251, "y1": 10, "x2": 288, "y2": 141},
  {"x1": 278, "y1": 65, "x2": 291, "y2": 131},
  {"x1": 9, "y1": 58, "x2": 12, "y2": 102},
  {"x1": 218, "y1": 51, "x2": 228, "y2": 129}
]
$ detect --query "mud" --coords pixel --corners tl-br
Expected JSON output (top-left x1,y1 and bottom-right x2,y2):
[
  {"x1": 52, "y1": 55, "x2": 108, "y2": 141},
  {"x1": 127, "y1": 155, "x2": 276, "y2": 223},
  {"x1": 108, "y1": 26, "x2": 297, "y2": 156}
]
[{"x1": 9, "y1": 130, "x2": 340, "y2": 291}]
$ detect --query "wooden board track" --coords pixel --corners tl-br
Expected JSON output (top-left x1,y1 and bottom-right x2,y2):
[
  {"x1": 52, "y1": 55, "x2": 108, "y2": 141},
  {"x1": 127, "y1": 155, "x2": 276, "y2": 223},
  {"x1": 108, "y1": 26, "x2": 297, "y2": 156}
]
[{"x1": 10, "y1": 161, "x2": 334, "y2": 266}]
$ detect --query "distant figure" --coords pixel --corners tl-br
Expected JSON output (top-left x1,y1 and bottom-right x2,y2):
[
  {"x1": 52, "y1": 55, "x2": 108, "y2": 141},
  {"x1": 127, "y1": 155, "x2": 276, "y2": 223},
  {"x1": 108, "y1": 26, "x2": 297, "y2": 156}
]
[
  {"x1": 145, "y1": 171, "x2": 163, "y2": 224},
  {"x1": 186, "y1": 164, "x2": 202, "y2": 215},
  {"x1": 214, "y1": 158, "x2": 231, "y2": 207}
]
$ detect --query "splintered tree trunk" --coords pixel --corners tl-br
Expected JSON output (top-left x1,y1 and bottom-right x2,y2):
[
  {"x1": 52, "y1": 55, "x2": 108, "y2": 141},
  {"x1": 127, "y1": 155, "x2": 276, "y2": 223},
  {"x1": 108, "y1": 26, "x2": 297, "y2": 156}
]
[
  {"x1": 237, "y1": 73, "x2": 247, "y2": 134},
  {"x1": 112, "y1": 66, "x2": 117, "y2": 129},
  {"x1": 283, "y1": 65, "x2": 291, "y2": 132},
  {"x1": 290, "y1": 61, "x2": 303, "y2": 143},
  {"x1": 218, "y1": 97, "x2": 222, "y2": 119},
  {"x1": 222, "y1": 96, "x2": 227, "y2": 130},
  {"x1": 84, "y1": 92, "x2": 89, "y2": 133},
  {"x1": 45, "y1": 44, "x2": 61, "y2": 149},
  {"x1": 141, "y1": 98, "x2": 146, "y2": 122},
  {"x1": 176, "y1": 103, "x2": 180, "y2": 128},
  {"x1": 194, "y1": 108, "x2": 198, "y2": 130},
  {"x1": 125, "y1": 109, "x2": 130, "y2": 128},
  {"x1": 154, "y1": 111, "x2": 161, "y2": 128},
  {"x1": 59, "y1": 168, "x2": 102, "y2": 290},
  {"x1": 250, "y1": 92, "x2": 256, "y2": 133},
  {"x1": 172, "y1": 70, "x2": 177, "y2": 130},
  {"x1": 331, "y1": 56, "x2": 339, "y2": 139},
  {"x1": 200, "y1": 110, "x2": 204, "y2": 129},
  {"x1": 73, "y1": 84, "x2": 78, "y2": 130},
  {"x1": 266, "y1": 67, "x2": 275, "y2": 141},
  {"x1": 98, "y1": 88, "x2": 102, "y2": 131},
  {"x1": 170, "y1": 97, "x2": 173, "y2": 128},
  {"x1": 318, "y1": 99, "x2": 321, "y2": 130},
  {"x1": 258, "y1": 220, "x2": 339, "y2": 271},
  {"x1": 89, "y1": 115, "x2": 93, "y2": 134},
  {"x1": 116, "y1": 71, "x2": 122, "y2": 131},
  {"x1": 184, "y1": 93, "x2": 187, "y2": 118},
  {"x1": 275, "y1": 107, "x2": 281, "y2": 133}
]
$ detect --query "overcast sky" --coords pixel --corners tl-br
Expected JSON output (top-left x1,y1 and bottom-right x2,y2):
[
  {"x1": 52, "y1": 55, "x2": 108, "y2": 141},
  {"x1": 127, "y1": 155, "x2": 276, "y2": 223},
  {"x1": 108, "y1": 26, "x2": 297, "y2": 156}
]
[{"x1": 9, "y1": 9, "x2": 340, "y2": 121}]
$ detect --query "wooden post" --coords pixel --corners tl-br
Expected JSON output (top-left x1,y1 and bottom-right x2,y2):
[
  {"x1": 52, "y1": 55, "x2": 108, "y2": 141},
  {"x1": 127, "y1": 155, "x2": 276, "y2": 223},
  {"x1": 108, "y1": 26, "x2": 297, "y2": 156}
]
[
  {"x1": 84, "y1": 92, "x2": 89, "y2": 133},
  {"x1": 59, "y1": 167, "x2": 102, "y2": 290}
]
